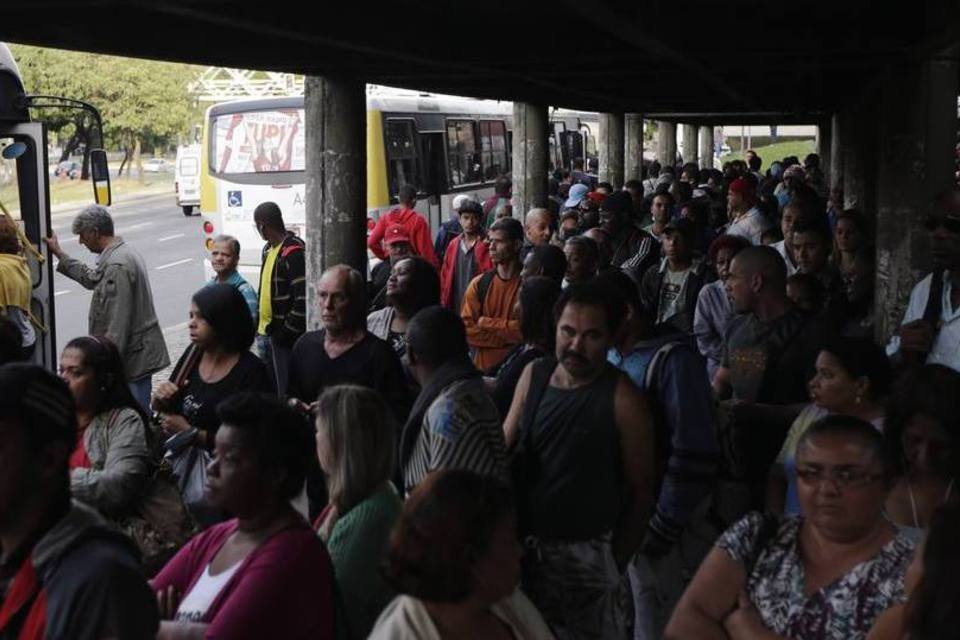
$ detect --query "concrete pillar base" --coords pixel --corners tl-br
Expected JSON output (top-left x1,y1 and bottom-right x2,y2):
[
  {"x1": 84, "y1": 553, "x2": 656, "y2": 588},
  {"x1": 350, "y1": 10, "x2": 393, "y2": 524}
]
[
  {"x1": 681, "y1": 124, "x2": 698, "y2": 166},
  {"x1": 698, "y1": 126, "x2": 714, "y2": 170},
  {"x1": 624, "y1": 114, "x2": 643, "y2": 183}
]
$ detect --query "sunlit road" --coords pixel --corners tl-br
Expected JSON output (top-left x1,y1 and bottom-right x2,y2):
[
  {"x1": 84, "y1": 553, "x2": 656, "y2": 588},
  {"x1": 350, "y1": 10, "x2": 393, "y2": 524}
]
[{"x1": 51, "y1": 194, "x2": 207, "y2": 365}]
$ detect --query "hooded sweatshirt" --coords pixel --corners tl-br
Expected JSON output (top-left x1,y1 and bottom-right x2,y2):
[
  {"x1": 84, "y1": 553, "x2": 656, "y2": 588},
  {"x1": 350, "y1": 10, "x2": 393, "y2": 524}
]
[{"x1": 0, "y1": 500, "x2": 157, "y2": 640}]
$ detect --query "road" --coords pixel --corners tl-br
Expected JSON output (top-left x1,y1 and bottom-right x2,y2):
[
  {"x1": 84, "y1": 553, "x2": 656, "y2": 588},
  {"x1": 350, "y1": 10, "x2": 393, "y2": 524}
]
[{"x1": 52, "y1": 194, "x2": 207, "y2": 372}]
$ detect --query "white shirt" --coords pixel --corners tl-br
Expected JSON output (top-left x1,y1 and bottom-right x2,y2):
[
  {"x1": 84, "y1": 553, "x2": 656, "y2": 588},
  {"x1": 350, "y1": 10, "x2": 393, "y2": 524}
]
[
  {"x1": 771, "y1": 240, "x2": 798, "y2": 277},
  {"x1": 370, "y1": 590, "x2": 555, "y2": 640},
  {"x1": 886, "y1": 272, "x2": 960, "y2": 372},
  {"x1": 727, "y1": 207, "x2": 773, "y2": 245},
  {"x1": 174, "y1": 560, "x2": 243, "y2": 623}
]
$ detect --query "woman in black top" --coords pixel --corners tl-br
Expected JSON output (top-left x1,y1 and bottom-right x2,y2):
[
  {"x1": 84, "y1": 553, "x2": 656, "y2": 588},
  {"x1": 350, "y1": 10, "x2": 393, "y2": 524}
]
[
  {"x1": 152, "y1": 284, "x2": 271, "y2": 448},
  {"x1": 489, "y1": 276, "x2": 561, "y2": 417}
]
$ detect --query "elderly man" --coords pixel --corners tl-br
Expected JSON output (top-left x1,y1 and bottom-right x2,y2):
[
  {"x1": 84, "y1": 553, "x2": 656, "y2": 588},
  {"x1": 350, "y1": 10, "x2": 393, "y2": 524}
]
[
  {"x1": 208, "y1": 234, "x2": 258, "y2": 324},
  {"x1": 44, "y1": 204, "x2": 169, "y2": 410},
  {"x1": 287, "y1": 264, "x2": 410, "y2": 420}
]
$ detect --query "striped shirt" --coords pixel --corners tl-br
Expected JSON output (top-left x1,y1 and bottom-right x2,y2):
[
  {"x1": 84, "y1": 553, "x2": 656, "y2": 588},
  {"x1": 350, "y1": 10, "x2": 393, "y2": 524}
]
[{"x1": 403, "y1": 377, "x2": 508, "y2": 494}]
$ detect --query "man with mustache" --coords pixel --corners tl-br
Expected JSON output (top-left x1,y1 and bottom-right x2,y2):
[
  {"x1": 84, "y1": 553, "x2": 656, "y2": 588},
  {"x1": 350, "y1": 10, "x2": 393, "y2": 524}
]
[{"x1": 503, "y1": 283, "x2": 655, "y2": 639}]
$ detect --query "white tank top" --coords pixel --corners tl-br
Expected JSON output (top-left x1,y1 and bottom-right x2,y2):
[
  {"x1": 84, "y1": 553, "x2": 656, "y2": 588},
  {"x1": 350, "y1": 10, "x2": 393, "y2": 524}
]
[{"x1": 174, "y1": 560, "x2": 243, "y2": 623}]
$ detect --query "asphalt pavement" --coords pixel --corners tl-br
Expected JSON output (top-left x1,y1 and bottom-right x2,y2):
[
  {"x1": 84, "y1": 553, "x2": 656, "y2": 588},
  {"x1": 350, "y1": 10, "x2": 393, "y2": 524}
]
[{"x1": 51, "y1": 194, "x2": 207, "y2": 377}]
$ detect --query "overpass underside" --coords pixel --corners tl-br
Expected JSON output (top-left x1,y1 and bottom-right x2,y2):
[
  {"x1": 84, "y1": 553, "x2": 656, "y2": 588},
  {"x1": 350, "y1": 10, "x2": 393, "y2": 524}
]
[{"x1": 3, "y1": 1, "x2": 960, "y2": 338}]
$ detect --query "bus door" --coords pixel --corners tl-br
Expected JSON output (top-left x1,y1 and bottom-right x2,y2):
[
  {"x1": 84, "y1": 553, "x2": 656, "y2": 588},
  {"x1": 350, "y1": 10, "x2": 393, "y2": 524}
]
[
  {"x1": 0, "y1": 123, "x2": 56, "y2": 369},
  {"x1": 417, "y1": 131, "x2": 445, "y2": 230},
  {"x1": 559, "y1": 129, "x2": 584, "y2": 171}
]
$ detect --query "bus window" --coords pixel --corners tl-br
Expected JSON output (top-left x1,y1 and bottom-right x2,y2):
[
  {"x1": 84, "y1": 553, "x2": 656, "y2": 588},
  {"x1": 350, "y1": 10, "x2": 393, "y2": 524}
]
[
  {"x1": 479, "y1": 120, "x2": 508, "y2": 181},
  {"x1": 446, "y1": 119, "x2": 481, "y2": 186},
  {"x1": 385, "y1": 119, "x2": 420, "y2": 196},
  {"x1": 0, "y1": 138, "x2": 22, "y2": 221},
  {"x1": 210, "y1": 108, "x2": 305, "y2": 174}
]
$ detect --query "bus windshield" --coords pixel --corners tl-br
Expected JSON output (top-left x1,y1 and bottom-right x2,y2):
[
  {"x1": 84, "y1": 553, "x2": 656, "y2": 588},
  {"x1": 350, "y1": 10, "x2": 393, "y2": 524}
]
[{"x1": 210, "y1": 108, "x2": 305, "y2": 174}]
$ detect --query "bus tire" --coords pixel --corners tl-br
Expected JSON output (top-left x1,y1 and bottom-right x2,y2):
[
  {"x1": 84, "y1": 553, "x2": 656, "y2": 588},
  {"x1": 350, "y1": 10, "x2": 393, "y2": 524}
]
[{"x1": 182, "y1": 205, "x2": 194, "y2": 216}]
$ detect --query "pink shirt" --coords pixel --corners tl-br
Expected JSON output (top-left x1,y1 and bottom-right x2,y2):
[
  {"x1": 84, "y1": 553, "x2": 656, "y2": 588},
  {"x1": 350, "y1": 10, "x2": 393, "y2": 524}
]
[{"x1": 151, "y1": 519, "x2": 334, "y2": 639}]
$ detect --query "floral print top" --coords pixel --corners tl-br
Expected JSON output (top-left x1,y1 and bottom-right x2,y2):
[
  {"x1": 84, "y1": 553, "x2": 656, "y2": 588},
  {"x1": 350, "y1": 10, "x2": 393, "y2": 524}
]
[{"x1": 717, "y1": 512, "x2": 915, "y2": 640}]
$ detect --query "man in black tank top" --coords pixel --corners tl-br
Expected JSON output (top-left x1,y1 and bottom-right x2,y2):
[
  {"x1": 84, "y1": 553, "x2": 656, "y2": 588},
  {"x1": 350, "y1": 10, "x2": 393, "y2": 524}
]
[{"x1": 503, "y1": 283, "x2": 656, "y2": 640}]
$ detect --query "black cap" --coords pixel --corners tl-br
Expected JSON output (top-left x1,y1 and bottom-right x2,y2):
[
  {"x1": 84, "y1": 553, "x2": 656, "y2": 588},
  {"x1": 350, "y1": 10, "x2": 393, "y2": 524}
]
[
  {"x1": 662, "y1": 217, "x2": 696, "y2": 240},
  {"x1": 599, "y1": 190, "x2": 633, "y2": 216},
  {"x1": 0, "y1": 363, "x2": 76, "y2": 447}
]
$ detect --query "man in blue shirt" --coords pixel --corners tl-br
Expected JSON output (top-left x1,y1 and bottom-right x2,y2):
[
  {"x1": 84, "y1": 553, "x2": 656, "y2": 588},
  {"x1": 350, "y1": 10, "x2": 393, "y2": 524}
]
[
  {"x1": 208, "y1": 234, "x2": 258, "y2": 324},
  {"x1": 600, "y1": 269, "x2": 718, "y2": 640}
]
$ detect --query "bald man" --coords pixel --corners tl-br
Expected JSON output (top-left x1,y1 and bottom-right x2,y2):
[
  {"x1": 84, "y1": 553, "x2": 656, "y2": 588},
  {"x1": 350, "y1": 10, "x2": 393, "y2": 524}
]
[
  {"x1": 287, "y1": 265, "x2": 410, "y2": 420},
  {"x1": 713, "y1": 246, "x2": 828, "y2": 405}
]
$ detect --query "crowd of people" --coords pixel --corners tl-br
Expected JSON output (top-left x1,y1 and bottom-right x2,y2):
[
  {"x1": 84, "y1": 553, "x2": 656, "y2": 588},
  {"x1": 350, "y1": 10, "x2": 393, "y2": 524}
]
[{"x1": 1, "y1": 148, "x2": 960, "y2": 640}]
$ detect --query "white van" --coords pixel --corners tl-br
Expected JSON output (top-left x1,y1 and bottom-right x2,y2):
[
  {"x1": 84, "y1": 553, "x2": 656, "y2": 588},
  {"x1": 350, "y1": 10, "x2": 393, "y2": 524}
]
[{"x1": 175, "y1": 144, "x2": 201, "y2": 216}]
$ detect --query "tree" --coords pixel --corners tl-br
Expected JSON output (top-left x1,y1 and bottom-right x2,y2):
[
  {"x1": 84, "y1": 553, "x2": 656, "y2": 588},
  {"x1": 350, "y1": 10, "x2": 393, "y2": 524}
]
[{"x1": 10, "y1": 45, "x2": 198, "y2": 178}]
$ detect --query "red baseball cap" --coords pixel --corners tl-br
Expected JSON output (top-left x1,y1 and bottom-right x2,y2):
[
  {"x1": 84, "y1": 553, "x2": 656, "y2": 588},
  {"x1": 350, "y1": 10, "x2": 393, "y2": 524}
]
[
  {"x1": 728, "y1": 177, "x2": 755, "y2": 195},
  {"x1": 384, "y1": 224, "x2": 411, "y2": 245}
]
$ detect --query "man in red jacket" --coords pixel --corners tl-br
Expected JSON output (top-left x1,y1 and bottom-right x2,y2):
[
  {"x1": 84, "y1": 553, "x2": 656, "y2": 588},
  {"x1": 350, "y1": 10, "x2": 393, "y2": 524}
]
[
  {"x1": 441, "y1": 200, "x2": 492, "y2": 312},
  {"x1": 367, "y1": 184, "x2": 437, "y2": 267}
]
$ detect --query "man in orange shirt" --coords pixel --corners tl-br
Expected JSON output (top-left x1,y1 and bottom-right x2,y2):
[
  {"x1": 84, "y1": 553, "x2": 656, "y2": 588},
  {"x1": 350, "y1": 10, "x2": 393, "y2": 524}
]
[
  {"x1": 367, "y1": 184, "x2": 437, "y2": 267},
  {"x1": 461, "y1": 217, "x2": 523, "y2": 372}
]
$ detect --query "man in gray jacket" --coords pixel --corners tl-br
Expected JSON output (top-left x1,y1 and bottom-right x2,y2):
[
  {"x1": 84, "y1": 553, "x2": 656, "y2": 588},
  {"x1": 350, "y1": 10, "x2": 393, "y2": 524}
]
[{"x1": 44, "y1": 204, "x2": 169, "y2": 409}]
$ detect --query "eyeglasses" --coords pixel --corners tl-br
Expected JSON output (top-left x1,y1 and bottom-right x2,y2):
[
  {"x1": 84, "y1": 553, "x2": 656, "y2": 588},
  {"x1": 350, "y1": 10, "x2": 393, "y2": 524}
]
[
  {"x1": 924, "y1": 215, "x2": 960, "y2": 234},
  {"x1": 795, "y1": 467, "x2": 883, "y2": 490}
]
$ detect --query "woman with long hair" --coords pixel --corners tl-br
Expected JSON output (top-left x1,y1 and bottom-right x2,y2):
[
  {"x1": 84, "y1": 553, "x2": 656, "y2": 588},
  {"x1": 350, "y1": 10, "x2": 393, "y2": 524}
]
[
  {"x1": 61, "y1": 335, "x2": 152, "y2": 515},
  {"x1": 314, "y1": 385, "x2": 401, "y2": 640}
]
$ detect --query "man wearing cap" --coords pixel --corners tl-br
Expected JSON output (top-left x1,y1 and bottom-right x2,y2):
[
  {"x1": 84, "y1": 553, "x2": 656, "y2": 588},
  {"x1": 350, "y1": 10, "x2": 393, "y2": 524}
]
[
  {"x1": 0, "y1": 363, "x2": 158, "y2": 639},
  {"x1": 640, "y1": 218, "x2": 713, "y2": 336},
  {"x1": 887, "y1": 187, "x2": 960, "y2": 372},
  {"x1": 726, "y1": 176, "x2": 774, "y2": 245},
  {"x1": 368, "y1": 224, "x2": 414, "y2": 312},
  {"x1": 600, "y1": 191, "x2": 660, "y2": 275},
  {"x1": 461, "y1": 217, "x2": 523, "y2": 372},
  {"x1": 440, "y1": 200, "x2": 492, "y2": 313},
  {"x1": 564, "y1": 183, "x2": 590, "y2": 210},
  {"x1": 368, "y1": 184, "x2": 437, "y2": 268}
]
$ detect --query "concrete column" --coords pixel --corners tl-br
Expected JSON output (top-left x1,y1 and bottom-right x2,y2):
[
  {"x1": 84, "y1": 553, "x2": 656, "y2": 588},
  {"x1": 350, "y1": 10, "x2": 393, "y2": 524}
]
[
  {"x1": 511, "y1": 102, "x2": 549, "y2": 219},
  {"x1": 839, "y1": 98, "x2": 879, "y2": 214},
  {"x1": 829, "y1": 112, "x2": 842, "y2": 191},
  {"x1": 304, "y1": 75, "x2": 366, "y2": 331},
  {"x1": 624, "y1": 113, "x2": 643, "y2": 183},
  {"x1": 681, "y1": 124, "x2": 698, "y2": 165},
  {"x1": 817, "y1": 118, "x2": 832, "y2": 181},
  {"x1": 698, "y1": 125, "x2": 714, "y2": 170},
  {"x1": 599, "y1": 112, "x2": 625, "y2": 189},
  {"x1": 875, "y1": 47, "x2": 960, "y2": 342},
  {"x1": 656, "y1": 121, "x2": 677, "y2": 169}
]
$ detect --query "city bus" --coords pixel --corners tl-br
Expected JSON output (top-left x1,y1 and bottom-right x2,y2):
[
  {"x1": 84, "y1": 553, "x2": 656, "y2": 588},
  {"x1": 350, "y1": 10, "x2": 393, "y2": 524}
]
[
  {"x1": 0, "y1": 43, "x2": 111, "y2": 369},
  {"x1": 197, "y1": 90, "x2": 598, "y2": 279}
]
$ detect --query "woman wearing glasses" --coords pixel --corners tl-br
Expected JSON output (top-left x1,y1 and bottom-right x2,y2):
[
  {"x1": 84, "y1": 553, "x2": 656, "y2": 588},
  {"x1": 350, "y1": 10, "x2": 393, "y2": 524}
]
[{"x1": 666, "y1": 415, "x2": 915, "y2": 640}]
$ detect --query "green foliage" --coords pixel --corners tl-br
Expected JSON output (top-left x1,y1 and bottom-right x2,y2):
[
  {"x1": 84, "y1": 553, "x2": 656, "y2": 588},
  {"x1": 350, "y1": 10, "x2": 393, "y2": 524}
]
[
  {"x1": 9, "y1": 44, "x2": 199, "y2": 152},
  {"x1": 719, "y1": 140, "x2": 817, "y2": 172}
]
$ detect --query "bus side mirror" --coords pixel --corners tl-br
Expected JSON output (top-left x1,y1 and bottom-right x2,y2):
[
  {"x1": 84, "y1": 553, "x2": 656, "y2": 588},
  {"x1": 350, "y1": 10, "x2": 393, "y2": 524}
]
[{"x1": 90, "y1": 149, "x2": 111, "y2": 206}]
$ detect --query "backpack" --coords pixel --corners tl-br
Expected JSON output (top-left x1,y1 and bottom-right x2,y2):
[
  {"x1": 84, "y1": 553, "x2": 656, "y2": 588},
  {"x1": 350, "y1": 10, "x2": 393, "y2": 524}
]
[{"x1": 475, "y1": 269, "x2": 498, "y2": 315}]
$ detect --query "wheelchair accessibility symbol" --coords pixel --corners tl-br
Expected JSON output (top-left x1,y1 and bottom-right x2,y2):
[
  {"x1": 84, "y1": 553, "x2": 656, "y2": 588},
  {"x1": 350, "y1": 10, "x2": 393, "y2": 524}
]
[{"x1": 227, "y1": 191, "x2": 242, "y2": 207}]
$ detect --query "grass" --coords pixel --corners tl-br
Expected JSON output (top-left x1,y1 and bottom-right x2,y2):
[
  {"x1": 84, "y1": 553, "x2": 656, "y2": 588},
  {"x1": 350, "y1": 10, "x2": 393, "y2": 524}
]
[
  {"x1": 719, "y1": 140, "x2": 817, "y2": 173},
  {"x1": 0, "y1": 172, "x2": 174, "y2": 219}
]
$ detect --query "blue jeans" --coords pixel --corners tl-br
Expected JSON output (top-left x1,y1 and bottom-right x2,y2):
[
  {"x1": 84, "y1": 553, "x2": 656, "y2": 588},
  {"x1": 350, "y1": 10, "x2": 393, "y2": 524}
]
[{"x1": 129, "y1": 376, "x2": 152, "y2": 413}]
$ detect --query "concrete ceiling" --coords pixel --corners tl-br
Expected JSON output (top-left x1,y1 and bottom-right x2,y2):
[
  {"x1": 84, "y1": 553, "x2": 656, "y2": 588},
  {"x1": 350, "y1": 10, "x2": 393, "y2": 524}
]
[{"x1": 3, "y1": 0, "x2": 959, "y2": 122}]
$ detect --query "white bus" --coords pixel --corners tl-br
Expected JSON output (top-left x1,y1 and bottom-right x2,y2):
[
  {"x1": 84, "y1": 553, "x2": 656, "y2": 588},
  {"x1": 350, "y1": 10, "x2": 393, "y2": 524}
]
[{"x1": 198, "y1": 91, "x2": 598, "y2": 280}]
